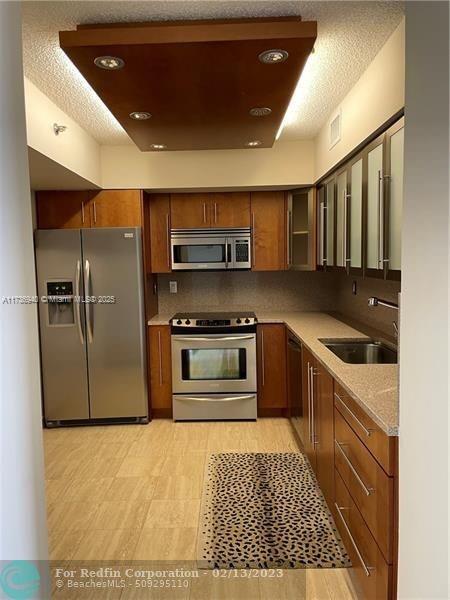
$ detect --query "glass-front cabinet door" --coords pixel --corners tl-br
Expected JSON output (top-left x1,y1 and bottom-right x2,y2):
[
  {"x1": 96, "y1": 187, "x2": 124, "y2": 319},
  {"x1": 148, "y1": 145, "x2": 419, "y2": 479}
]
[
  {"x1": 348, "y1": 155, "x2": 364, "y2": 272},
  {"x1": 325, "y1": 178, "x2": 335, "y2": 269},
  {"x1": 385, "y1": 119, "x2": 404, "y2": 278},
  {"x1": 287, "y1": 188, "x2": 316, "y2": 270},
  {"x1": 335, "y1": 169, "x2": 348, "y2": 270},
  {"x1": 316, "y1": 179, "x2": 335, "y2": 271},
  {"x1": 366, "y1": 134, "x2": 385, "y2": 276}
]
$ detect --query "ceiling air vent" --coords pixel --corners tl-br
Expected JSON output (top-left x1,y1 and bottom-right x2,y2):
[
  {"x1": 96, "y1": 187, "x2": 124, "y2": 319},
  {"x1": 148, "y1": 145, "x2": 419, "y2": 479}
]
[{"x1": 329, "y1": 109, "x2": 341, "y2": 149}]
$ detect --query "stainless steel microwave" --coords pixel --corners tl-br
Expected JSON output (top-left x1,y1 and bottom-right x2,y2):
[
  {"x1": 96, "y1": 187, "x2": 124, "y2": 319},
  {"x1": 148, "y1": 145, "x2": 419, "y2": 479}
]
[{"x1": 171, "y1": 228, "x2": 251, "y2": 270}]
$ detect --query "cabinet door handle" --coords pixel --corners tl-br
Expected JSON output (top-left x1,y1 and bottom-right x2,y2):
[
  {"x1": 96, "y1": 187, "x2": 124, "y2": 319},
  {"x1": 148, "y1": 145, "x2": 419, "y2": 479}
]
[
  {"x1": 334, "y1": 393, "x2": 373, "y2": 437},
  {"x1": 81, "y1": 201, "x2": 85, "y2": 224},
  {"x1": 335, "y1": 440, "x2": 374, "y2": 496},
  {"x1": 310, "y1": 366, "x2": 317, "y2": 445},
  {"x1": 158, "y1": 330, "x2": 163, "y2": 386},
  {"x1": 214, "y1": 202, "x2": 217, "y2": 224},
  {"x1": 251, "y1": 213, "x2": 256, "y2": 268},
  {"x1": 261, "y1": 329, "x2": 265, "y2": 386},
  {"x1": 93, "y1": 200, "x2": 97, "y2": 224},
  {"x1": 307, "y1": 361, "x2": 312, "y2": 442},
  {"x1": 334, "y1": 503, "x2": 373, "y2": 577},
  {"x1": 287, "y1": 210, "x2": 292, "y2": 267},
  {"x1": 377, "y1": 170, "x2": 384, "y2": 269},
  {"x1": 166, "y1": 214, "x2": 170, "y2": 269},
  {"x1": 321, "y1": 203, "x2": 327, "y2": 266},
  {"x1": 203, "y1": 202, "x2": 207, "y2": 224},
  {"x1": 344, "y1": 192, "x2": 351, "y2": 273}
]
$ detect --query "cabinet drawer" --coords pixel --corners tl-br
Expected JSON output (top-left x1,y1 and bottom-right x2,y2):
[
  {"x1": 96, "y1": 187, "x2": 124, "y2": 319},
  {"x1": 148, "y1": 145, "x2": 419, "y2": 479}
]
[
  {"x1": 335, "y1": 408, "x2": 394, "y2": 563},
  {"x1": 335, "y1": 469, "x2": 391, "y2": 600},
  {"x1": 334, "y1": 382, "x2": 397, "y2": 475}
]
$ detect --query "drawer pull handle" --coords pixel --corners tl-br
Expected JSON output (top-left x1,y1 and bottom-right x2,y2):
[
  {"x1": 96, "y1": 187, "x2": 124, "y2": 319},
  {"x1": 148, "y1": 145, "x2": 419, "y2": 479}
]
[
  {"x1": 334, "y1": 393, "x2": 374, "y2": 437},
  {"x1": 334, "y1": 503, "x2": 374, "y2": 578},
  {"x1": 335, "y1": 440, "x2": 375, "y2": 496}
]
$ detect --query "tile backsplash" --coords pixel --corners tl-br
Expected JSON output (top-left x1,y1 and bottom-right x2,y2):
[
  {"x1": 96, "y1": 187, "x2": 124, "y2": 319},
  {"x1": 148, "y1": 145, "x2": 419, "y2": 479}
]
[
  {"x1": 336, "y1": 274, "x2": 401, "y2": 337},
  {"x1": 157, "y1": 270, "x2": 401, "y2": 338},
  {"x1": 157, "y1": 271, "x2": 339, "y2": 314}
]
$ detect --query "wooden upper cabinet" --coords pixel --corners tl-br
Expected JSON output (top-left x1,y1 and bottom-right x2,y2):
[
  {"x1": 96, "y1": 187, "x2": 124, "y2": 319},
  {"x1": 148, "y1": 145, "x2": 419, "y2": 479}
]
[
  {"x1": 148, "y1": 193, "x2": 171, "y2": 273},
  {"x1": 170, "y1": 191, "x2": 251, "y2": 229},
  {"x1": 251, "y1": 191, "x2": 287, "y2": 271},
  {"x1": 36, "y1": 190, "x2": 142, "y2": 229},
  {"x1": 257, "y1": 324, "x2": 287, "y2": 413},
  {"x1": 210, "y1": 192, "x2": 250, "y2": 228},
  {"x1": 89, "y1": 190, "x2": 142, "y2": 227},
  {"x1": 36, "y1": 191, "x2": 95, "y2": 229},
  {"x1": 171, "y1": 193, "x2": 210, "y2": 228}
]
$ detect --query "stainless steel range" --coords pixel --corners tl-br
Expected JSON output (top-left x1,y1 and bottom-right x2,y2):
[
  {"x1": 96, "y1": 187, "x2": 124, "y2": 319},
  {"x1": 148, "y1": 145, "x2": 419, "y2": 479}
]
[{"x1": 171, "y1": 312, "x2": 257, "y2": 421}]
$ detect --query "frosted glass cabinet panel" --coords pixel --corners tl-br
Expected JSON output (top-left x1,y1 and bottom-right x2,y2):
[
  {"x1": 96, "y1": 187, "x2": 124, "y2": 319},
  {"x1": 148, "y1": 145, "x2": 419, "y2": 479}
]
[
  {"x1": 366, "y1": 141, "x2": 384, "y2": 271},
  {"x1": 387, "y1": 125, "x2": 404, "y2": 273},
  {"x1": 287, "y1": 188, "x2": 316, "y2": 270},
  {"x1": 336, "y1": 171, "x2": 347, "y2": 268},
  {"x1": 326, "y1": 180, "x2": 335, "y2": 267},
  {"x1": 349, "y1": 158, "x2": 363, "y2": 269}
]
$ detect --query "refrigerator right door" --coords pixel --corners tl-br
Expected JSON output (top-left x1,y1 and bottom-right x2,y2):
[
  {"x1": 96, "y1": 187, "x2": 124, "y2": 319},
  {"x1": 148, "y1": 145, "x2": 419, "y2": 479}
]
[
  {"x1": 81, "y1": 228, "x2": 148, "y2": 419},
  {"x1": 35, "y1": 229, "x2": 90, "y2": 422}
]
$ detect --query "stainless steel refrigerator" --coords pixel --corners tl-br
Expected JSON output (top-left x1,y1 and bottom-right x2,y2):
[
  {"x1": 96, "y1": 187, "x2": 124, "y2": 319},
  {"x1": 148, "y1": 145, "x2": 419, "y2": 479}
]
[{"x1": 35, "y1": 228, "x2": 148, "y2": 426}]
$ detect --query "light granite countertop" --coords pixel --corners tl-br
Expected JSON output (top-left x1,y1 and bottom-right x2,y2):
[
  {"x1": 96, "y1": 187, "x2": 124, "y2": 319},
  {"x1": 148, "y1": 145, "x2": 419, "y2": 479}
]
[{"x1": 148, "y1": 311, "x2": 399, "y2": 436}]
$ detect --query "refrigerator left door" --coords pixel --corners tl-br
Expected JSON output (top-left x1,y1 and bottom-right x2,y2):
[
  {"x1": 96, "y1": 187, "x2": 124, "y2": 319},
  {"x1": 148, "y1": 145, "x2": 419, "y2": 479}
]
[{"x1": 35, "y1": 229, "x2": 90, "y2": 422}]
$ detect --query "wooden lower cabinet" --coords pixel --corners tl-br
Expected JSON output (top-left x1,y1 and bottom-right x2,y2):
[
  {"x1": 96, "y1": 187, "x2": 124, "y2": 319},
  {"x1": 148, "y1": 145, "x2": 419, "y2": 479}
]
[
  {"x1": 301, "y1": 346, "x2": 316, "y2": 468},
  {"x1": 300, "y1": 346, "x2": 334, "y2": 506},
  {"x1": 257, "y1": 324, "x2": 287, "y2": 415},
  {"x1": 333, "y1": 382, "x2": 398, "y2": 600},
  {"x1": 335, "y1": 469, "x2": 392, "y2": 600},
  {"x1": 314, "y1": 363, "x2": 335, "y2": 508},
  {"x1": 148, "y1": 325, "x2": 172, "y2": 417}
]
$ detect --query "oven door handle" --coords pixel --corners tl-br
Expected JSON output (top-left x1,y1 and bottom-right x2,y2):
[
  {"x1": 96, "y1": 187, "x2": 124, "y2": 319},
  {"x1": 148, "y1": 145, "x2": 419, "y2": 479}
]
[
  {"x1": 178, "y1": 395, "x2": 256, "y2": 402},
  {"x1": 172, "y1": 335, "x2": 255, "y2": 342}
]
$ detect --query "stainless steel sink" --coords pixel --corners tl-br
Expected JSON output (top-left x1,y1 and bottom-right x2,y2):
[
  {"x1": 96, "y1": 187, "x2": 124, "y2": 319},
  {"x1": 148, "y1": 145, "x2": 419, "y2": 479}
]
[{"x1": 322, "y1": 340, "x2": 398, "y2": 364}]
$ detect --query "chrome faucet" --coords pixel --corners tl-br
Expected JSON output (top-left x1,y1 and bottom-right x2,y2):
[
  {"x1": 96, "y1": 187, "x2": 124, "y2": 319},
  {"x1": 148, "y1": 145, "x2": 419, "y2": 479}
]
[
  {"x1": 368, "y1": 297, "x2": 399, "y2": 338},
  {"x1": 368, "y1": 297, "x2": 399, "y2": 310}
]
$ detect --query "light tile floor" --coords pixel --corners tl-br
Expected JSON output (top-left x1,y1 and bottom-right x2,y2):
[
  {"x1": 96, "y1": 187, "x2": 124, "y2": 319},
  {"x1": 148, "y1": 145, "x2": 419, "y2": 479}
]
[{"x1": 44, "y1": 419, "x2": 356, "y2": 599}]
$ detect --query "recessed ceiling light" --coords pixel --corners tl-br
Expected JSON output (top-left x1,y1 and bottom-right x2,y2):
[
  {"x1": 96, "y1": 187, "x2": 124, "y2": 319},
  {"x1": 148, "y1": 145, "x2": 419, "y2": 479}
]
[
  {"x1": 94, "y1": 56, "x2": 125, "y2": 70},
  {"x1": 258, "y1": 49, "x2": 289, "y2": 64},
  {"x1": 150, "y1": 144, "x2": 166, "y2": 150},
  {"x1": 249, "y1": 107, "x2": 272, "y2": 117},
  {"x1": 246, "y1": 140, "x2": 262, "y2": 147},
  {"x1": 129, "y1": 111, "x2": 152, "y2": 120}
]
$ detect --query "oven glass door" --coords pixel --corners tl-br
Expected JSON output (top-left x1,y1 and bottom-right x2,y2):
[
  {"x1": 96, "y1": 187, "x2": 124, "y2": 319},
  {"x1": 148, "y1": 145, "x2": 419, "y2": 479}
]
[
  {"x1": 172, "y1": 333, "x2": 256, "y2": 394},
  {"x1": 171, "y1": 236, "x2": 230, "y2": 270}
]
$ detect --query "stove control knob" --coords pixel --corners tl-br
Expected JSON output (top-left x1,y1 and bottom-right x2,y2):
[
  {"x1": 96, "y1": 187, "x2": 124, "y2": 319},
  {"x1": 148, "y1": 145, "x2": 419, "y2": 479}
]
[
  {"x1": 185, "y1": 319, "x2": 191, "y2": 325},
  {"x1": 176, "y1": 319, "x2": 182, "y2": 325},
  {"x1": 236, "y1": 318, "x2": 242, "y2": 324},
  {"x1": 245, "y1": 318, "x2": 250, "y2": 324}
]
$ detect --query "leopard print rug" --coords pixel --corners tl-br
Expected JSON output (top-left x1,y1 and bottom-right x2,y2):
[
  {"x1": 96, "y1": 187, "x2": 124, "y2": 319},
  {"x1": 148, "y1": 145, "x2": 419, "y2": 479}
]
[{"x1": 198, "y1": 452, "x2": 351, "y2": 569}]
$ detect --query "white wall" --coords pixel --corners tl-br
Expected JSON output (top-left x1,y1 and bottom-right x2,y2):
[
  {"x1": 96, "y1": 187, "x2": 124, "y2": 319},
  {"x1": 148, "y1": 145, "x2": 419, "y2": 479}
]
[
  {"x1": 398, "y1": 3, "x2": 449, "y2": 598},
  {"x1": 100, "y1": 140, "x2": 315, "y2": 190},
  {"x1": 0, "y1": 2, "x2": 48, "y2": 563},
  {"x1": 314, "y1": 20, "x2": 405, "y2": 180},
  {"x1": 25, "y1": 77, "x2": 101, "y2": 187}
]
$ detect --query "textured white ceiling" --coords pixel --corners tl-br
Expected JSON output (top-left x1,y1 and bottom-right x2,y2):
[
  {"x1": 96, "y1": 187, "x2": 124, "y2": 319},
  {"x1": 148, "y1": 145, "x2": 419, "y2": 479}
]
[{"x1": 22, "y1": 1, "x2": 404, "y2": 146}]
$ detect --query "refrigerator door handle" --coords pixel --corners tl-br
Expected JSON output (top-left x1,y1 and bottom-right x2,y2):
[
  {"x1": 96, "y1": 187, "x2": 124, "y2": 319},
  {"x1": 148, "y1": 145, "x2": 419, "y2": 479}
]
[
  {"x1": 84, "y1": 259, "x2": 93, "y2": 343},
  {"x1": 75, "y1": 260, "x2": 84, "y2": 345}
]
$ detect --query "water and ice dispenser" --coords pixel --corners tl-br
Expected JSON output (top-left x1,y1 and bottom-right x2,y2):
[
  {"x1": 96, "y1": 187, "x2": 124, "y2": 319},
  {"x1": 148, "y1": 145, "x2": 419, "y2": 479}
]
[{"x1": 46, "y1": 281, "x2": 75, "y2": 326}]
